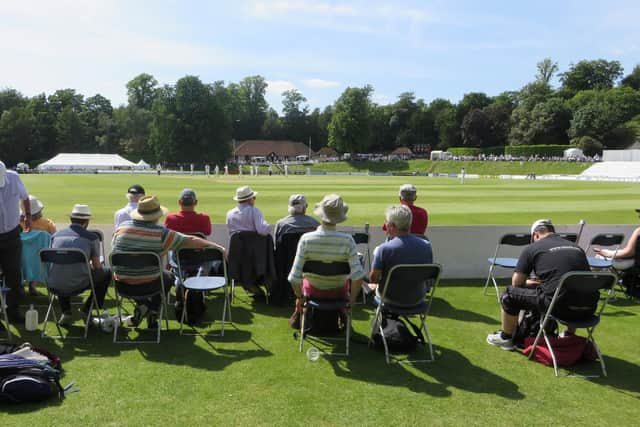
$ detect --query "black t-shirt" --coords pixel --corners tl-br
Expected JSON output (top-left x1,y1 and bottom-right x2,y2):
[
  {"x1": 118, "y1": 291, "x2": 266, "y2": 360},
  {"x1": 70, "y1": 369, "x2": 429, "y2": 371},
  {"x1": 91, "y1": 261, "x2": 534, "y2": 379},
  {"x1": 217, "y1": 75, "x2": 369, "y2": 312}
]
[{"x1": 515, "y1": 234, "x2": 590, "y2": 298}]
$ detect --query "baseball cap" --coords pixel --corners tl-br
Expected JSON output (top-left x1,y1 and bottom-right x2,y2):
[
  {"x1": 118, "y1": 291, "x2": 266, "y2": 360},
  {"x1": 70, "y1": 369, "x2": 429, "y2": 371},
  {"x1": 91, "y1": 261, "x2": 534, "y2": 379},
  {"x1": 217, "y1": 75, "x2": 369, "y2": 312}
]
[
  {"x1": 0, "y1": 161, "x2": 6, "y2": 188},
  {"x1": 179, "y1": 188, "x2": 197, "y2": 205},
  {"x1": 530, "y1": 219, "x2": 553, "y2": 235},
  {"x1": 127, "y1": 184, "x2": 145, "y2": 195},
  {"x1": 289, "y1": 194, "x2": 307, "y2": 207}
]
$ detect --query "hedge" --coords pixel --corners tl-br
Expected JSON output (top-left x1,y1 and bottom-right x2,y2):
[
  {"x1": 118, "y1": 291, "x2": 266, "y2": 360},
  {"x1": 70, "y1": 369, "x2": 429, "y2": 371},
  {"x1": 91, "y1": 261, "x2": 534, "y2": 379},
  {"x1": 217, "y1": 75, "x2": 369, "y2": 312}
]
[
  {"x1": 504, "y1": 145, "x2": 575, "y2": 157},
  {"x1": 447, "y1": 147, "x2": 482, "y2": 156}
]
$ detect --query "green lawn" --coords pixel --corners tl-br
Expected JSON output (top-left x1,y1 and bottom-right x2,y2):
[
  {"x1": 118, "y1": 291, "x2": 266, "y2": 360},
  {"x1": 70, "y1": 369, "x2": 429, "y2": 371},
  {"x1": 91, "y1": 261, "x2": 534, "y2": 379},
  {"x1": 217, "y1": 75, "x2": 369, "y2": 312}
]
[
  {"x1": 21, "y1": 173, "x2": 640, "y2": 226},
  {"x1": 2, "y1": 283, "x2": 638, "y2": 425}
]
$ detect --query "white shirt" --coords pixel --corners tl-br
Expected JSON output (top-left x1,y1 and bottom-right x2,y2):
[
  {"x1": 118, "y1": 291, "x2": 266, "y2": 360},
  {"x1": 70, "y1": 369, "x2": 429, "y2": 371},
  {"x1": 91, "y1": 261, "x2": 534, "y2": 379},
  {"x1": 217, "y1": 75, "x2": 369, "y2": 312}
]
[
  {"x1": 114, "y1": 202, "x2": 138, "y2": 228},
  {"x1": 0, "y1": 170, "x2": 28, "y2": 233},
  {"x1": 226, "y1": 203, "x2": 271, "y2": 236}
]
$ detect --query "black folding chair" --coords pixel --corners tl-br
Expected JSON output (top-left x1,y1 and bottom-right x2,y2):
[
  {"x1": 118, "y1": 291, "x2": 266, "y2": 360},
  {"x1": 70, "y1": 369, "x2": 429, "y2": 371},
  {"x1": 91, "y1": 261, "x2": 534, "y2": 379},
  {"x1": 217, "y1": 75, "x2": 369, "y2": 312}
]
[
  {"x1": 585, "y1": 233, "x2": 625, "y2": 270},
  {"x1": 369, "y1": 263, "x2": 441, "y2": 364},
  {"x1": 110, "y1": 251, "x2": 170, "y2": 344},
  {"x1": 176, "y1": 247, "x2": 231, "y2": 337},
  {"x1": 299, "y1": 261, "x2": 351, "y2": 357},
  {"x1": 528, "y1": 271, "x2": 617, "y2": 377},
  {"x1": 87, "y1": 229, "x2": 106, "y2": 265},
  {"x1": 0, "y1": 266, "x2": 12, "y2": 342},
  {"x1": 352, "y1": 226, "x2": 370, "y2": 304},
  {"x1": 484, "y1": 233, "x2": 531, "y2": 301},
  {"x1": 557, "y1": 232, "x2": 578, "y2": 243},
  {"x1": 39, "y1": 248, "x2": 100, "y2": 340}
]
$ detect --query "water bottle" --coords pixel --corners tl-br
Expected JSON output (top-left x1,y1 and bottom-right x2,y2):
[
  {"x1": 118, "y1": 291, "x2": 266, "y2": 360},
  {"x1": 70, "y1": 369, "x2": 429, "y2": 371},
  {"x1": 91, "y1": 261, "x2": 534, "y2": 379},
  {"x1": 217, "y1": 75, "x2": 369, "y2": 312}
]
[
  {"x1": 306, "y1": 347, "x2": 321, "y2": 362},
  {"x1": 25, "y1": 304, "x2": 38, "y2": 331}
]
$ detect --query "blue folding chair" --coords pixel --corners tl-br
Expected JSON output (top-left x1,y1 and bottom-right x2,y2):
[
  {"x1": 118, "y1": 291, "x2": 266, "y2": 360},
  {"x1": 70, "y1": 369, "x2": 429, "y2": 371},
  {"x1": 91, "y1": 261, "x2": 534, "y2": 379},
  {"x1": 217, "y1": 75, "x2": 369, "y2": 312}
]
[{"x1": 484, "y1": 233, "x2": 531, "y2": 301}]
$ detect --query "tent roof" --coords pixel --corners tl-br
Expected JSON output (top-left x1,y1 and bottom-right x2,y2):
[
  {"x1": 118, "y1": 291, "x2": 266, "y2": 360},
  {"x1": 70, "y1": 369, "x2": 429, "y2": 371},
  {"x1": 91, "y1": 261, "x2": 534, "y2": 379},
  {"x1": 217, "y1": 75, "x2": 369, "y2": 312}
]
[
  {"x1": 136, "y1": 159, "x2": 150, "y2": 166},
  {"x1": 37, "y1": 153, "x2": 136, "y2": 169}
]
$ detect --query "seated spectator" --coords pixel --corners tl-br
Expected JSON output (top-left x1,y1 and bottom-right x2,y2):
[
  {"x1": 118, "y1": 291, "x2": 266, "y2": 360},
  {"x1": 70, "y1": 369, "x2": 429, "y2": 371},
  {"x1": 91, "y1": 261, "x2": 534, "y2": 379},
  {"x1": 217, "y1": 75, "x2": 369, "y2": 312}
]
[
  {"x1": 114, "y1": 184, "x2": 145, "y2": 227},
  {"x1": 368, "y1": 205, "x2": 433, "y2": 303},
  {"x1": 287, "y1": 194, "x2": 365, "y2": 326},
  {"x1": 486, "y1": 219, "x2": 590, "y2": 351},
  {"x1": 594, "y1": 210, "x2": 640, "y2": 270},
  {"x1": 112, "y1": 195, "x2": 226, "y2": 328},
  {"x1": 383, "y1": 184, "x2": 428, "y2": 236},
  {"x1": 226, "y1": 186, "x2": 270, "y2": 236},
  {"x1": 273, "y1": 194, "x2": 320, "y2": 242},
  {"x1": 20, "y1": 195, "x2": 56, "y2": 296},
  {"x1": 49, "y1": 204, "x2": 111, "y2": 326},
  {"x1": 164, "y1": 188, "x2": 212, "y2": 237}
]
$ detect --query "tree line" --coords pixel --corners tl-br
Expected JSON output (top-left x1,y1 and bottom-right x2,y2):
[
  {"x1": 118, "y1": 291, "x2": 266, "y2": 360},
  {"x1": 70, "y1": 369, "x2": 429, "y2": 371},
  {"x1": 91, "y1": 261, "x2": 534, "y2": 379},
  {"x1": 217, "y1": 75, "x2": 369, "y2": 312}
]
[{"x1": 1, "y1": 58, "x2": 639, "y2": 167}]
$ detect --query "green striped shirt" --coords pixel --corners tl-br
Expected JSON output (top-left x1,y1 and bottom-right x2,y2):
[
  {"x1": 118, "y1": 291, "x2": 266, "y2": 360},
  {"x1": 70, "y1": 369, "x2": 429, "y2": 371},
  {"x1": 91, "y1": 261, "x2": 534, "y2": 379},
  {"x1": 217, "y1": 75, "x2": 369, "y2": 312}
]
[{"x1": 287, "y1": 225, "x2": 365, "y2": 290}]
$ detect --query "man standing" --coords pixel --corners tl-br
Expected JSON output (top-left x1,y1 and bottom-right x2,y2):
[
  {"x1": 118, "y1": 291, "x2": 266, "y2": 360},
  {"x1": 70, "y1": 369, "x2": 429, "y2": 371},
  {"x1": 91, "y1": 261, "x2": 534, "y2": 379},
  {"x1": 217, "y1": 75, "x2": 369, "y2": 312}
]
[
  {"x1": 0, "y1": 160, "x2": 30, "y2": 324},
  {"x1": 273, "y1": 194, "x2": 320, "y2": 242},
  {"x1": 164, "y1": 189, "x2": 212, "y2": 237},
  {"x1": 486, "y1": 219, "x2": 590, "y2": 351},
  {"x1": 368, "y1": 205, "x2": 433, "y2": 304},
  {"x1": 226, "y1": 186, "x2": 270, "y2": 236},
  {"x1": 383, "y1": 184, "x2": 428, "y2": 236},
  {"x1": 114, "y1": 184, "x2": 145, "y2": 227},
  {"x1": 48, "y1": 204, "x2": 111, "y2": 325}
]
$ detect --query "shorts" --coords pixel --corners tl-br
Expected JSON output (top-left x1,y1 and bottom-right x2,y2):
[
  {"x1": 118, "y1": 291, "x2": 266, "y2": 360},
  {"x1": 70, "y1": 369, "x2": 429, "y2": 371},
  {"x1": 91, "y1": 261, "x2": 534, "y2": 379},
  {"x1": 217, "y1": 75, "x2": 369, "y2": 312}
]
[{"x1": 500, "y1": 285, "x2": 549, "y2": 316}]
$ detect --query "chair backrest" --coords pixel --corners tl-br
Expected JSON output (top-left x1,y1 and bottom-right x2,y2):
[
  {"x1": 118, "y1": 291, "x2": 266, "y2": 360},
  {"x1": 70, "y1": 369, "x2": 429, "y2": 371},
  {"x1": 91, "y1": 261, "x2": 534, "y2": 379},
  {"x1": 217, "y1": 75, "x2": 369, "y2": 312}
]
[
  {"x1": 352, "y1": 232, "x2": 369, "y2": 245},
  {"x1": 548, "y1": 271, "x2": 617, "y2": 321},
  {"x1": 176, "y1": 247, "x2": 226, "y2": 279},
  {"x1": 302, "y1": 261, "x2": 350, "y2": 276},
  {"x1": 499, "y1": 233, "x2": 531, "y2": 246},
  {"x1": 21, "y1": 230, "x2": 52, "y2": 283},
  {"x1": 379, "y1": 263, "x2": 441, "y2": 308},
  {"x1": 40, "y1": 247, "x2": 89, "y2": 265},
  {"x1": 557, "y1": 233, "x2": 578, "y2": 243},
  {"x1": 110, "y1": 251, "x2": 162, "y2": 269},
  {"x1": 586, "y1": 233, "x2": 625, "y2": 257},
  {"x1": 39, "y1": 248, "x2": 93, "y2": 292}
]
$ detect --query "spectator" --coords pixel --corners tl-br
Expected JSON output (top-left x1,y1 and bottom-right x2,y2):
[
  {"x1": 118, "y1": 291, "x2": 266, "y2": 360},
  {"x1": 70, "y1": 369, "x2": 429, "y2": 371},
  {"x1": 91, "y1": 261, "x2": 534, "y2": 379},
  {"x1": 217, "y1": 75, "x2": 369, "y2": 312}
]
[
  {"x1": 112, "y1": 195, "x2": 226, "y2": 328},
  {"x1": 226, "y1": 186, "x2": 270, "y2": 236},
  {"x1": 486, "y1": 219, "x2": 590, "y2": 351},
  {"x1": 368, "y1": 205, "x2": 433, "y2": 303},
  {"x1": 383, "y1": 184, "x2": 428, "y2": 236},
  {"x1": 164, "y1": 188, "x2": 212, "y2": 237},
  {"x1": 114, "y1": 184, "x2": 145, "y2": 228},
  {"x1": 48, "y1": 204, "x2": 111, "y2": 325},
  {"x1": 0, "y1": 160, "x2": 30, "y2": 325},
  {"x1": 287, "y1": 194, "x2": 365, "y2": 327},
  {"x1": 20, "y1": 195, "x2": 56, "y2": 296},
  {"x1": 273, "y1": 194, "x2": 320, "y2": 242},
  {"x1": 594, "y1": 208, "x2": 640, "y2": 270}
]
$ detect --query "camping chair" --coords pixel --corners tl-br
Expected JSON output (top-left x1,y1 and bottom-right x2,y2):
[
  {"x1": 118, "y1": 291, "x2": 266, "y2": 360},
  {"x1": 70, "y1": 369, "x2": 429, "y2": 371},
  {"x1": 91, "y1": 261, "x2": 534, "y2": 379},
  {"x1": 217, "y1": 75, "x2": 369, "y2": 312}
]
[
  {"x1": 39, "y1": 248, "x2": 100, "y2": 340},
  {"x1": 352, "y1": 226, "x2": 371, "y2": 304},
  {"x1": 369, "y1": 263, "x2": 441, "y2": 364},
  {"x1": 298, "y1": 261, "x2": 352, "y2": 357},
  {"x1": 528, "y1": 271, "x2": 617, "y2": 377},
  {"x1": 0, "y1": 266, "x2": 12, "y2": 342},
  {"x1": 176, "y1": 247, "x2": 231, "y2": 336},
  {"x1": 87, "y1": 229, "x2": 106, "y2": 265},
  {"x1": 585, "y1": 234, "x2": 625, "y2": 270},
  {"x1": 20, "y1": 230, "x2": 51, "y2": 295},
  {"x1": 109, "y1": 251, "x2": 170, "y2": 344},
  {"x1": 484, "y1": 233, "x2": 531, "y2": 301}
]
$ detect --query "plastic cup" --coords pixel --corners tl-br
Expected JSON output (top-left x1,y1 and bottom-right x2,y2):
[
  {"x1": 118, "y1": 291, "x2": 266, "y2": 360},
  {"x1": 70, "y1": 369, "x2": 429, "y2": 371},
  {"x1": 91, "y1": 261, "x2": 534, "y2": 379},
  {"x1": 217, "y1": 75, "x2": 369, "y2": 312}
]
[{"x1": 306, "y1": 347, "x2": 321, "y2": 362}]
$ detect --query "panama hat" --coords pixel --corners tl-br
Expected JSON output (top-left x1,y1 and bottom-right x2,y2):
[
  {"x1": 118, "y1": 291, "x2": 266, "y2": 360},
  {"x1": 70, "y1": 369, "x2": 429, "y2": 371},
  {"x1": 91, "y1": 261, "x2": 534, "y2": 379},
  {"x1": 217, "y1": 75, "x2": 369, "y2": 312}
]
[
  {"x1": 130, "y1": 195, "x2": 168, "y2": 221},
  {"x1": 233, "y1": 186, "x2": 258, "y2": 202},
  {"x1": 70, "y1": 204, "x2": 92, "y2": 220},
  {"x1": 314, "y1": 194, "x2": 348, "y2": 224}
]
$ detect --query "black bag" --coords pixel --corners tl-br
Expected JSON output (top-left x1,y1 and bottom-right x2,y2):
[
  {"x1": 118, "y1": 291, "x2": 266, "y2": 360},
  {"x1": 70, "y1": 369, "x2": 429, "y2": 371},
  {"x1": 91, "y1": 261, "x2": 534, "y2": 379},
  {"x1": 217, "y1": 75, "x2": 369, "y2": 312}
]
[
  {"x1": 620, "y1": 268, "x2": 640, "y2": 298},
  {"x1": 302, "y1": 307, "x2": 343, "y2": 335},
  {"x1": 175, "y1": 288, "x2": 207, "y2": 326},
  {"x1": 0, "y1": 354, "x2": 64, "y2": 404},
  {"x1": 513, "y1": 310, "x2": 557, "y2": 349},
  {"x1": 370, "y1": 313, "x2": 423, "y2": 353}
]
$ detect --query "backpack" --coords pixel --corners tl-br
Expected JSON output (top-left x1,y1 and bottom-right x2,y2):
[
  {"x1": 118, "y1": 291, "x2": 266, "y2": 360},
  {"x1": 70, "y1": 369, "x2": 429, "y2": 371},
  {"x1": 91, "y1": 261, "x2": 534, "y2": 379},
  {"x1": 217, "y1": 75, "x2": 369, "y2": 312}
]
[
  {"x1": 513, "y1": 310, "x2": 558, "y2": 349},
  {"x1": 523, "y1": 334, "x2": 598, "y2": 367},
  {"x1": 370, "y1": 313, "x2": 424, "y2": 353},
  {"x1": 0, "y1": 344, "x2": 65, "y2": 404},
  {"x1": 174, "y1": 288, "x2": 207, "y2": 326},
  {"x1": 302, "y1": 306, "x2": 344, "y2": 335}
]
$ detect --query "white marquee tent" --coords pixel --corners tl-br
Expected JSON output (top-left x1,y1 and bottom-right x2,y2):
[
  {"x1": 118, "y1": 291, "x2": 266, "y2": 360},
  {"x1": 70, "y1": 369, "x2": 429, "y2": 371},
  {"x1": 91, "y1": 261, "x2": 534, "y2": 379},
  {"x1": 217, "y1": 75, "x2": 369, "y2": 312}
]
[
  {"x1": 135, "y1": 159, "x2": 151, "y2": 169},
  {"x1": 37, "y1": 153, "x2": 136, "y2": 172}
]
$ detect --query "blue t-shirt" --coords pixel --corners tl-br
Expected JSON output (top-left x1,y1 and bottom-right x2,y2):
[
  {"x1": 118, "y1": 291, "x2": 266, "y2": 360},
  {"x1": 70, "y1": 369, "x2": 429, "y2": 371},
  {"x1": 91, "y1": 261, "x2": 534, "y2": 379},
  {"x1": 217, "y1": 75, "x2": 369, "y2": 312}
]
[
  {"x1": 48, "y1": 224, "x2": 99, "y2": 293},
  {"x1": 372, "y1": 234, "x2": 433, "y2": 306}
]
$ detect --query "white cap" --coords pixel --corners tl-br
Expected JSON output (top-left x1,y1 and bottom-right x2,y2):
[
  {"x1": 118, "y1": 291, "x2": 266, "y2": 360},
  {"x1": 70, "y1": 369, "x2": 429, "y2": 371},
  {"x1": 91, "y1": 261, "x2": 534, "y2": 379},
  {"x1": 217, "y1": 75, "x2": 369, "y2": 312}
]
[{"x1": 530, "y1": 219, "x2": 553, "y2": 235}]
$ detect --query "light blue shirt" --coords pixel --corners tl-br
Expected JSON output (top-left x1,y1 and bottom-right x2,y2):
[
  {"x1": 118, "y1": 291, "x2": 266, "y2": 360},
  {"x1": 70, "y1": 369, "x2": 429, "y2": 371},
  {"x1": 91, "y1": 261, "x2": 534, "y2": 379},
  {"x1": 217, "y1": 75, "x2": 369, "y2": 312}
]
[
  {"x1": 114, "y1": 202, "x2": 138, "y2": 227},
  {"x1": 0, "y1": 170, "x2": 28, "y2": 233},
  {"x1": 226, "y1": 203, "x2": 271, "y2": 236}
]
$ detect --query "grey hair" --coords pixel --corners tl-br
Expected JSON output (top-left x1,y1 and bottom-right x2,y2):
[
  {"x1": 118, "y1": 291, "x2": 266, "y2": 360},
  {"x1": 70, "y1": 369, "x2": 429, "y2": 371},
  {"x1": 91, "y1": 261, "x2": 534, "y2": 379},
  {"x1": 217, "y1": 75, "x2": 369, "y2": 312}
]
[
  {"x1": 288, "y1": 204, "x2": 305, "y2": 215},
  {"x1": 385, "y1": 205, "x2": 412, "y2": 232}
]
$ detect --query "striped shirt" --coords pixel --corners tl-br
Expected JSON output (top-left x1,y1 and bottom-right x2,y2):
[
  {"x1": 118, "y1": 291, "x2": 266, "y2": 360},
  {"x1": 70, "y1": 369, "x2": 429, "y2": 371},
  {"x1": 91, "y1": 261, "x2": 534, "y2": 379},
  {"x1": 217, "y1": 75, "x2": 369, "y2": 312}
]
[
  {"x1": 111, "y1": 220, "x2": 187, "y2": 283},
  {"x1": 287, "y1": 225, "x2": 365, "y2": 290}
]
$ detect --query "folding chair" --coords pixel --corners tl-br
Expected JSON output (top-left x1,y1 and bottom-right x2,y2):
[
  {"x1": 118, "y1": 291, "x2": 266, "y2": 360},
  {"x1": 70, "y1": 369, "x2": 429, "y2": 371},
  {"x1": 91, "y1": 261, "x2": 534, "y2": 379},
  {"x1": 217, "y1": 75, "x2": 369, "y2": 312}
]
[
  {"x1": 39, "y1": 248, "x2": 100, "y2": 340},
  {"x1": 0, "y1": 266, "x2": 12, "y2": 342},
  {"x1": 298, "y1": 261, "x2": 351, "y2": 357},
  {"x1": 585, "y1": 234, "x2": 625, "y2": 270},
  {"x1": 484, "y1": 233, "x2": 531, "y2": 300},
  {"x1": 528, "y1": 271, "x2": 617, "y2": 377},
  {"x1": 557, "y1": 232, "x2": 578, "y2": 243},
  {"x1": 87, "y1": 229, "x2": 106, "y2": 265},
  {"x1": 369, "y1": 263, "x2": 441, "y2": 364},
  {"x1": 176, "y1": 247, "x2": 231, "y2": 336},
  {"x1": 228, "y1": 231, "x2": 274, "y2": 304},
  {"x1": 109, "y1": 251, "x2": 170, "y2": 344},
  {"x1": 352, "y1": 226, "x2": 370, "y2": 304},
  {"x1": 20, "y1": 230, "x2": 51, "y2": 285}
]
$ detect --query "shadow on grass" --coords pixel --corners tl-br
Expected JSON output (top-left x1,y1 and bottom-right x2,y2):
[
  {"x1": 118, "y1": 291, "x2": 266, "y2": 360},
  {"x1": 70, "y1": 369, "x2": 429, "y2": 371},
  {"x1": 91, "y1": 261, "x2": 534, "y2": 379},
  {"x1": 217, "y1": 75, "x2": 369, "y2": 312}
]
[
  {"x1": 429, "y1": 297, "x2": 496, "y2": 324},
  {"x1": 590, "y1": 355, "x2": 640, "y2": 398}
]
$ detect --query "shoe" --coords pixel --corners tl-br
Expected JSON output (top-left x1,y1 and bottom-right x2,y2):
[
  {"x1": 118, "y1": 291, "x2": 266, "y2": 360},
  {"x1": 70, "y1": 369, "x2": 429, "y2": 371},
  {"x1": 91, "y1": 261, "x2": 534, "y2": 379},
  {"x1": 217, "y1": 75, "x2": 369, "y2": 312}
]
[
  {"x1": 7, "y1": 310, "x2": 25, "y2": 324},
  {"x1": 130, "y1": 304, "x2": 149, "y2": 327},
  {"x1": 58, "y1": 312, "x2": 74, "y2": 326},
  {"x1": 146, "y1": 310, "x2": 159, "y2": 329},
  {"x1": 486, "y1": 331, "x2": 515, "y2": 351}
]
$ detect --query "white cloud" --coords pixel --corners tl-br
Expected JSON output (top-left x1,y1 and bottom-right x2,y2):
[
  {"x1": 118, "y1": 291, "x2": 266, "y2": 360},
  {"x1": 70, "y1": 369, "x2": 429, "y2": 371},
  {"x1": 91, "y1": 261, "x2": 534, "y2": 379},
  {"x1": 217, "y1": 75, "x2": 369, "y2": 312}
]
[
  {"x1": 266, "y1": 80, "x2": 297, "y2": 95},
  {"x1": 303, "y1": 78, "x2": 340, "y2": 88}
]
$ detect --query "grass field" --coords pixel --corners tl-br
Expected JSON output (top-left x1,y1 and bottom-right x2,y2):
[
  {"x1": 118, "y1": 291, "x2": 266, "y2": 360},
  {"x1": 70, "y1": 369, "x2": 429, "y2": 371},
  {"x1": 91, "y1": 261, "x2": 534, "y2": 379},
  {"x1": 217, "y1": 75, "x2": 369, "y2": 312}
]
[
  {"x1": 21, "y1": 173, "x2": 640, "y2": 226},
  {"x1": 3, "y1": 172, "x2": 639, "y2": 425}
]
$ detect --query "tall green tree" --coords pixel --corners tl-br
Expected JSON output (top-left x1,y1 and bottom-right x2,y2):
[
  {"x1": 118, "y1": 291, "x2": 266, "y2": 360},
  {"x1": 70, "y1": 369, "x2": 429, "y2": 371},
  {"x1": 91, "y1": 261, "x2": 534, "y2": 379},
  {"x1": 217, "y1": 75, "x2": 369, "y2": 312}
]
[
  {"x1": 328, "y1": 85, "x2": 373, "y2": 153},
  {"x1": 55, "y1": 106, "x2": 89, "y2": 152},
  {"x1": 126, "y1": 73, "x2": 159, "y2": 110},
  {"x1": 0, "y1": 107, "x2": 35, "y2": 165},
  {"x1": 535, "y1": 58, "x2": 559, "y2": 85},
  {"x1": 621, "y1": 65, "x2": 640, "y2": 90},
  {"x1": 559, "y1": 59, "x2": 624, "y2": 97},
  {"x1": 0, "y1": 89, "x2": 27, "y2": 113},
  {"x1": 281, "y1": 89, "x2": 309, "y2": 142},
  {"x1": 509, "y1": 98, "x2": 571, "y2": 146}
]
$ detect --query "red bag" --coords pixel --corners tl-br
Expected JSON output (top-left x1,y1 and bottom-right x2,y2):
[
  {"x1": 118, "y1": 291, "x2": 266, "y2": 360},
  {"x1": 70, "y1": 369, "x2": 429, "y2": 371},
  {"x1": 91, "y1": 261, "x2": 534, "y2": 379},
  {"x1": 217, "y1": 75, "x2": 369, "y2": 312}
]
[{"x1": 523, "y1": 335, "x2": 597, "y2": 367}]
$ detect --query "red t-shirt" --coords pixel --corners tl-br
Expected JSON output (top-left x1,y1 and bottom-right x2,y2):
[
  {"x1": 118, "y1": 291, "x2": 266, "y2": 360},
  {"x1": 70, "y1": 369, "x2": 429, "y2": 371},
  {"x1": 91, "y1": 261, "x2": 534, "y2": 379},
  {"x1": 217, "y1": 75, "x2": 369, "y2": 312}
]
[
  {"x1": 382, "y1": 202, "x2": 428, "y2": 236},
  {"x1": 164, "y1": 211, "x2": 212, "y2": 236}
]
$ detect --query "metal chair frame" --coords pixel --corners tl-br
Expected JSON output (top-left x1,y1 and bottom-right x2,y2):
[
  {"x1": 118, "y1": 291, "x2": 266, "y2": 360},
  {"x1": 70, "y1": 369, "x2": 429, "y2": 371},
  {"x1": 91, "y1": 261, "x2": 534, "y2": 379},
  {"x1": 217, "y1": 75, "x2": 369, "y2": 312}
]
[
  {"x1": 0, "y1": 266, "x2": 12, "y2": 342},
  {"x1": 484, "y1": 233, "x2": 531, "y2": 301},
  {"x1": 352, "y1": 227, "x2": 371, "y2": 304}
]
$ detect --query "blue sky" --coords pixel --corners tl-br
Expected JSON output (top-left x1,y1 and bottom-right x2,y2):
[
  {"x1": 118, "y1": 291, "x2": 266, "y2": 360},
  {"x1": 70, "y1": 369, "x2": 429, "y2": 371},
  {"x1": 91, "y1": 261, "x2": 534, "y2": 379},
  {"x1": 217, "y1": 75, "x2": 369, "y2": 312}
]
[{"x1": 1, "y1": 0, "x2": 639, "y2": 112}]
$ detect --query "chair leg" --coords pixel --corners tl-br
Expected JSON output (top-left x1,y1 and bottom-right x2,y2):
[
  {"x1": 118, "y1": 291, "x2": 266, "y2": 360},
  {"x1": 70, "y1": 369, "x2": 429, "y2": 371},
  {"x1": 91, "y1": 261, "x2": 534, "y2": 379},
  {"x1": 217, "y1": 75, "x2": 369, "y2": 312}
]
[
  {"x1": 483, "y1": 266, "x2": 494, "y2": 295},
  {"x1": 542, "y1": 332, "x2": 560, "y2": 377},
  {"x1": 0, "y1": 288, "x2": 11, "y2": 343},
  {"x1": 380, "y1": 322, "x2": 391, "y2": 364},
  {"x1": 345, "y1": 310, "x2": 351, "y2": 356},
  {"x1": 299, "y1": 304, "x2": 306, "y2": 352},
  {"x1": 220, "y1": 289, "x2": 227, "y2": 337},
  {"x1": 180, "y1": 289, "x2": 188, "y2": 336},
  {"x1": 113, "y1": 292, "x2": 123, "y2": 343},
  {"x1": 420, "y1": 315, "x2": 435, "y2": 361}
]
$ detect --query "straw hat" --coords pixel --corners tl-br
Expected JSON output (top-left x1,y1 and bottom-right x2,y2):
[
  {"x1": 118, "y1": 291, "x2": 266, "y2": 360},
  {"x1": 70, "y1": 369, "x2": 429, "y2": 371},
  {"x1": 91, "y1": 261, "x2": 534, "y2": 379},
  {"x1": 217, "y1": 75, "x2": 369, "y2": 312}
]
[
  {"x1": 70, "y1": 204, "x2": 92, "y2": 220},
  {"x1": 130, "y1": 195, "x2": 168, "y2": 221},
  {"x1": 233, "y1": 186, "x2": 258, "y2": 202}
]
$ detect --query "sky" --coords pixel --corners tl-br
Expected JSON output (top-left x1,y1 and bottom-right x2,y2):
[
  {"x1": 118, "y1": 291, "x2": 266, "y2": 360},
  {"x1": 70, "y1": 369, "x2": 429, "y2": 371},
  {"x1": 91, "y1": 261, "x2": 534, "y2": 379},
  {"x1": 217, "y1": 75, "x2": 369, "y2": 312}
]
[{"x1": 1, "y1": 0, "x2": 639, "y2": 112}]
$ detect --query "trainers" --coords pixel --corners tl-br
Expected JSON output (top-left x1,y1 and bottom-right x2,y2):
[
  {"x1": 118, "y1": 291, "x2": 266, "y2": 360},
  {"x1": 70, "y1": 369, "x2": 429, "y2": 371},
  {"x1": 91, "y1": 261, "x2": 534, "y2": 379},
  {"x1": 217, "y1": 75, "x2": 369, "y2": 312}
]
[
  {"x1": 146, "y1": 310, "x2": 159, "y2": 329},
  {"x1": 486, "y1": 331, "x2": 515, "y2": 351},
  {"x1": 58, "y1": 312, "x2": 74, "y2": 326},
  {"x1": 130, "y1": 304, "x2": 149, "y2": 327}
]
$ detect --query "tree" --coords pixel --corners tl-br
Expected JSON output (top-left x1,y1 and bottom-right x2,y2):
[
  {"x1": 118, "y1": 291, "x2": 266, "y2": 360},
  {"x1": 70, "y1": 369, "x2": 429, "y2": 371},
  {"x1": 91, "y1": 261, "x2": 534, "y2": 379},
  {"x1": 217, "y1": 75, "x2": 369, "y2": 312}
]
[
  {"x1": 234, "y1": 76, "x2": 268, "y2": 140},
  {"x1": 509, "y1": 98, "x2": 571, "y2": 146},
  {"x1": 261, "y1": 108, "x2": 284, "y2": 140},
  {"x1": 281, "y1": 89, "x2": 309, "y2": 141},
  {"x1": 429, "y1": 98, "x2": 458, "y2": 149},
  {"x1": 0, "y1": 107, "x2": 35, "y2": 165},
  {"x1": 27, "y1": 94, "x2": 57, "y2": 161},
  {"x1": 55, "y1": 106, "x2": 89, "y2": 152},
  {"x1": 328, "y1": 85, "x2": 373, "y2": 153},
  {"x1": 114, "y1": 106, "x2": 154, "y2": 161},
  {"x1": 621, "y1": 65, "x2": 640, "y2": 90},
  {"x1": 535, "y1": 58, "x2": 559, "y2": 85},
  {"x1": 461, "y1": 109, "x2": 492, "y2": 147},
  {"x1": 48, "y1": 89, "x2": 84, "y2": 116},
  {"x1": 559, "y1": 59, "x2": 624, "y2": 97},
  {"x1": 0, "y1": 89, "x2": 27, "y2": 113},
  {"x1": 483, "y1": 93, "x2": 515, "y2": 147},
  {"x1": 126, "y1": 73, "x2": 159, "y2": 110}
]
